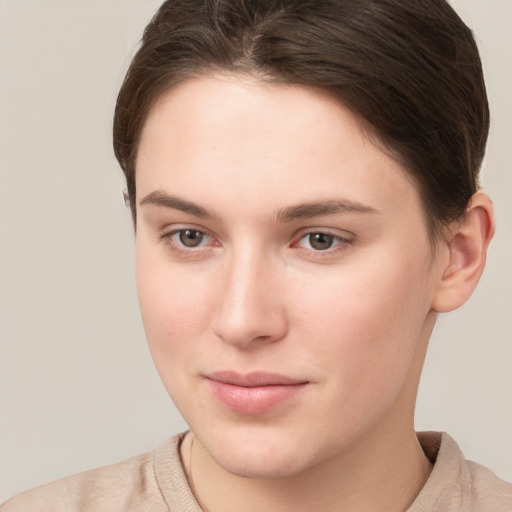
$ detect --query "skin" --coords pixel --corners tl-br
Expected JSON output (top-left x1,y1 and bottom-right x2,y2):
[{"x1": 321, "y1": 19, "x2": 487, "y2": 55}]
[{"x1": 134, "y1": 74, "x2": 493, "y2": 511}]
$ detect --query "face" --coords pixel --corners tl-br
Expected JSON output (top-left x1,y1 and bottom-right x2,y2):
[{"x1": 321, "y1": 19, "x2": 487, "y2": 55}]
[{"x1": 135, "y1": 75, "x2": 442, "y2": 478}]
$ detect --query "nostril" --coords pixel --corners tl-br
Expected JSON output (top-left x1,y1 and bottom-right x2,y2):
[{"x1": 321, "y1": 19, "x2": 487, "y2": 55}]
[{"x1": 212, "y1": 301, "x2": 288, "y2": 348}]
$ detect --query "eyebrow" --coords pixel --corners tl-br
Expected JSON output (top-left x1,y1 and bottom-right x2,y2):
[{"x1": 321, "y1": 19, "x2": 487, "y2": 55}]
[
  {"x1": 139, "y1": 190, "x2": 380, "y2": 222},
  {"x1": 139, "y1": 191, "x2": 214, "y2": 218},
  {"x1": 274, "y1": 199, "x2": 380, "y2": 222}
]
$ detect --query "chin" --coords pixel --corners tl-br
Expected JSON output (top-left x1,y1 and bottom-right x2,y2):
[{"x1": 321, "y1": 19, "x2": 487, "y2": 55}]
[
  {"x1": 193, "y1": 421, "x2": 330, "y2": 480},
  {"x1": 211, "y1": 444, "x2": 309, "y2": 479}
]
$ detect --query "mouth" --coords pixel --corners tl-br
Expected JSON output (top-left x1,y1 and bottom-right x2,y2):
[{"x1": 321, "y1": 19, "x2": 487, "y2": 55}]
[{"x1": 205, "y1": 371, "x2": 309, "y2": 415}]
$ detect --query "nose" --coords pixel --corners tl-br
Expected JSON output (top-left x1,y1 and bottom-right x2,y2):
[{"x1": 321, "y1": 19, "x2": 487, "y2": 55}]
[{"x1": 212, "y1": 249, "x2": 288, "y2": 348}]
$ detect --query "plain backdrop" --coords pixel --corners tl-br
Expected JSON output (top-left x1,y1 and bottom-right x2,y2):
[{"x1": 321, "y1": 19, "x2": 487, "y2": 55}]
[{"x1": 1, "y1": 0, "x2": 511, "y2": 502}]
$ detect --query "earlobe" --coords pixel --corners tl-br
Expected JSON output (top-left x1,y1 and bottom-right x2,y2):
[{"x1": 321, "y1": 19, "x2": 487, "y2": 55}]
[{"x1": 432, "y1": 192, "x2": 495, "y2": 313}]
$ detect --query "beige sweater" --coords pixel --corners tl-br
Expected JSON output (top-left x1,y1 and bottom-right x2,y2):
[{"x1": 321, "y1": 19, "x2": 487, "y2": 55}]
[{"x1": 2, "y1": 432, "x2": 511, "y2": 511}]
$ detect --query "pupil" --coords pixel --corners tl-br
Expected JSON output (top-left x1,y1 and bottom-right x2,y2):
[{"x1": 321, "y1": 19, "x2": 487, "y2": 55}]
[
  {"x1": 310, "y1": 233, "x2": 333, "y2": 250},
  {"x1": 179, "y1": 230, "x2": 203, "y2": 247}
]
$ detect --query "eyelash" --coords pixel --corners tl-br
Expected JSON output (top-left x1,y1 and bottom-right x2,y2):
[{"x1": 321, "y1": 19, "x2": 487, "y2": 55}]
[{"x1": 160, "y1": 227, "x2": 353, "y2": 258}]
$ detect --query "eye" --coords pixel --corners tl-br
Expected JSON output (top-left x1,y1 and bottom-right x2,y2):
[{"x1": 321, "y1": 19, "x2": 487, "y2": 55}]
[
  {"x1": 296, "y1": 232, "x2": 349, "y2": 251},
  {"x1": 176, "y1": 229, "x2": 207, "y2": 248},
  {"x1": 163, "y1": 228, "x2": 214, "y2": 251}
]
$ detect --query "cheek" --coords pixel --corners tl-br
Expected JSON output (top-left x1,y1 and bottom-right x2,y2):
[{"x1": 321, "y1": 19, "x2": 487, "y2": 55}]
[
  {"x1": 136, "y1": 264, "x2": 217, "y2": 414},
  {"x1": 291, "y1": 256, "x2": 432, "y2": 398},
  {"x1": 135, "y1": 252, "x2": 214, "y2": 374}
]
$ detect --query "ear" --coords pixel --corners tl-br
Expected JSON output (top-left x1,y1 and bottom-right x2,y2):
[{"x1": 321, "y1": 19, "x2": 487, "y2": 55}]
[{"x1": 432, "y1": 192, "x2": 495, "y2": 313}]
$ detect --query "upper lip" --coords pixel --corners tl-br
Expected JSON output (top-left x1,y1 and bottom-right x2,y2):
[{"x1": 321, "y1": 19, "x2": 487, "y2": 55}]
[{"x1": 206, "y1": 371, "x2": 308, "y2": 387}]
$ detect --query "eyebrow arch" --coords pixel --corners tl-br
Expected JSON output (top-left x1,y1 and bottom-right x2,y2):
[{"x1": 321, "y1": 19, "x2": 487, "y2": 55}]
[
  {"x1": 139, "y1": 191, "x2": 214, "y2": 218},
  {"x1": 274, "y1": 199, "x2": 380, "y2": 222}
]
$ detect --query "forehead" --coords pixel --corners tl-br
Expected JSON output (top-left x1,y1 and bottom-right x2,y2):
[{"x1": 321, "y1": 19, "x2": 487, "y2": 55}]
[{"x1": 136, "y1": 74, "x2": 424, "y2": 227}]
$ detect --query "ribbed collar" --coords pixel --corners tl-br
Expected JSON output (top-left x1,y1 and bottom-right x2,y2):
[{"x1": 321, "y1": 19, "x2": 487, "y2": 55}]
[{"x1": 153, "y1": 431, "x2": 476, "y2": 512}]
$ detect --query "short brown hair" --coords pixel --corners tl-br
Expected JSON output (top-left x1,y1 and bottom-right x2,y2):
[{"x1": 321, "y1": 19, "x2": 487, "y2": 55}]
[{"x1": 113, "y1": 0, "x2": 489, "y2": 237}]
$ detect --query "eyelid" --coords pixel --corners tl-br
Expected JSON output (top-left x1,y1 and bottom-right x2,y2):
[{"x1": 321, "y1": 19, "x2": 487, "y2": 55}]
[
  {"x1": 292, "y1": 226, "x2": 354, "y2": 243},
  {"x1": 160, "y1": 222, "x2": 215, "y2": 239}
]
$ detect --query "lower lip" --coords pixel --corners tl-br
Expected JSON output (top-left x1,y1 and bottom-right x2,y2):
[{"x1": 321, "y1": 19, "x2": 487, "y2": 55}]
[{"x1": 207, "y1": 379, "x2": 307, "y2": 415}]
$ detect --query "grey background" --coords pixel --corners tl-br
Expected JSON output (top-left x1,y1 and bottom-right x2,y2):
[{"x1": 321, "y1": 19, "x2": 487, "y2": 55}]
[{"x1": 1, "y1": 0, "x2": 510, "y2": 501}]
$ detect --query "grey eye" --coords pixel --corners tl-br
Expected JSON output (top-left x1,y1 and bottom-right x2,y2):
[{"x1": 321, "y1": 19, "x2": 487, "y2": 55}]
[
  {"x1": 178, "y1": 229, "x2": 205, "y2": 247},
  {"x1": 308, "y1": 233, "x2": 335, "y2": 250}
]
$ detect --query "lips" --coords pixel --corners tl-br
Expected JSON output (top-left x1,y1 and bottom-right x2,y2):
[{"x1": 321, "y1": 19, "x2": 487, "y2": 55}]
[{"x1": 205, "y1": 371, "x2": 308, "y2": 415}]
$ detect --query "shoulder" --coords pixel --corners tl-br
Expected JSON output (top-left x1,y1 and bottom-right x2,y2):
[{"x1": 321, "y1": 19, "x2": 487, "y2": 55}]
[
  {"x1": 0, "y1": 442, "x2": 174, "y2": 512},
  {"x1": 412, "y1": 431, "x2": 512, "y2": 512},
  {"x1": 466, "y1": 459, "x2": 512, "y2": 511}
]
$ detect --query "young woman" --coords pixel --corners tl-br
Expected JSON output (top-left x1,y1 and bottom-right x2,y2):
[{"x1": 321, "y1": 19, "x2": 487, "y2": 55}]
[{"x1": 2, "y1": 0, "x2": 511, "y2": 510}]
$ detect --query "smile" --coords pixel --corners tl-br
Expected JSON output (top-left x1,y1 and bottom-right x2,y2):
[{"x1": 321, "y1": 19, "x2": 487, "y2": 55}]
[{"x1": 205, "y1": 371, "x2": 309, "y2": 415}]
